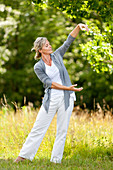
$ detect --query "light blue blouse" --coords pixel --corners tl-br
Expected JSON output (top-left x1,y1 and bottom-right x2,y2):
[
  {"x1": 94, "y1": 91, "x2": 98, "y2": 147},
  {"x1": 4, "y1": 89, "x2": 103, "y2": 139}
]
[{"x1": 34, "y1": 34, "x2": 76, "y2": 113}]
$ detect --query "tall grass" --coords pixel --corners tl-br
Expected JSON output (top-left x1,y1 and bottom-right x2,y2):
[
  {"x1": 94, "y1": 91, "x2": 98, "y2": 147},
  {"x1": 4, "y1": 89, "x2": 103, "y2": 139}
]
[{"x1": 1, "y1": 102, "x2": 113, "y2": 169}]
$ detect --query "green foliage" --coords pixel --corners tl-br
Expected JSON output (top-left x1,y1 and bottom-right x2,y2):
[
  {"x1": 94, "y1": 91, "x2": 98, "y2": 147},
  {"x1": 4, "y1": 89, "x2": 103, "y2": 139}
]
[
  {"x1": 0, "y1": 0, "x2": 72, "y2": 106},
  {"x1": 80, "y1": 22, "x2": 113, "y2": 73},
  {"x1": 0, "y1": 0, "x2": 113, "y2": 109},
  {"x1": 32, "y1": 0, "x2": 113, "y2": 73},
  {"x1": 0, "y1": 46, "x2": 10, "y2": 74},
  {"x1": 32, "y1": 0, "x2": 113, "y2": 22}
]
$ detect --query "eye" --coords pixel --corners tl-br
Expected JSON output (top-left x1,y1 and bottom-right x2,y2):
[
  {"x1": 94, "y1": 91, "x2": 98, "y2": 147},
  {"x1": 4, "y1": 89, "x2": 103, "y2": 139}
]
[{"x1": 46, "y1": 43, "x2": 50, "y2": 47}]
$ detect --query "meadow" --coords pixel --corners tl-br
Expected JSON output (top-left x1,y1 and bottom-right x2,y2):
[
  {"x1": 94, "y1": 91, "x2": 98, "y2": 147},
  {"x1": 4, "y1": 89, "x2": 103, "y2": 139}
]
[{"x1": 1, "y1": 102, "x2": 113, "y2": 170}]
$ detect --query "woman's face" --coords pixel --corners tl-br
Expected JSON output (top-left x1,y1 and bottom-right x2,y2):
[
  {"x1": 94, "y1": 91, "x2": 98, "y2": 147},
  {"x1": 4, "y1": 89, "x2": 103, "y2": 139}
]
[{"x1": 39, "y1": 40, "x2": 53, "y2": 56}]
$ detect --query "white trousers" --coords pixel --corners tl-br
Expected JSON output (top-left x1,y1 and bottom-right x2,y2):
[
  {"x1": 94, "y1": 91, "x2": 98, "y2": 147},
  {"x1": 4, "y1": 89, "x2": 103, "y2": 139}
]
[{"x1": 19, "y1": 96, "x2": 74, "y2": 163}]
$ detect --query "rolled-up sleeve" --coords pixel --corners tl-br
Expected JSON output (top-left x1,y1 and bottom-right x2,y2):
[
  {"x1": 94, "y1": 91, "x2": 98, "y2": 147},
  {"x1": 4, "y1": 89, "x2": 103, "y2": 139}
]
[
  {"x1": 34, "y1": 66, "x2": 52, "y2": 89},
  {"x1": 54, "y1": 34, "x2": 75, "y2": 57}
]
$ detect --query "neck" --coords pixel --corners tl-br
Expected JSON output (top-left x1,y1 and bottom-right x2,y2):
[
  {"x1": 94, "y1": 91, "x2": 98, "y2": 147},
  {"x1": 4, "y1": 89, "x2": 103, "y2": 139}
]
[
  {"x1": 42, "y1": 54, "x2": 52, "y2": 66},
  {"x1": 42, "y1": 54, "x2": 51, "y2": 61}
]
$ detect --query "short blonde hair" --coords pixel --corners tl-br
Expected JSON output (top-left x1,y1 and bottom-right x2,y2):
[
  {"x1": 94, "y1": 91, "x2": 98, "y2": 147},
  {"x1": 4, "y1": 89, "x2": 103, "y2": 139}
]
[{"x1": 31, "y1": 37, "x2": 47, "y2": 60}]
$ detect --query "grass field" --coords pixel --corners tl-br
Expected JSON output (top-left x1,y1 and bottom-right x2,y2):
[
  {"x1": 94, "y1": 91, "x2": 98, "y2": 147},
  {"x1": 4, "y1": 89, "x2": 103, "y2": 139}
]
[{"x1": 1, "y1": 103, "x2": 113, "y2": 170}]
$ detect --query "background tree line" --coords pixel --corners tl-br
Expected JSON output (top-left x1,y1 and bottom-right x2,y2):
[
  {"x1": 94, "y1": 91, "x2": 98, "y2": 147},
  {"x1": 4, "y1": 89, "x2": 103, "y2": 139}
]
[{"x1": 0, "y1": 0, "x2": 113, "y2": 110}]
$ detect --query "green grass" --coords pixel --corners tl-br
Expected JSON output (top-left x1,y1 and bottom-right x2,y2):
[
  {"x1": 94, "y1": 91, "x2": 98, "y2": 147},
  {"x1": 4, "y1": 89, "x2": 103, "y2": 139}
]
[{"x1": 1, "y1": 105, "x2": 113, "y2": 169}]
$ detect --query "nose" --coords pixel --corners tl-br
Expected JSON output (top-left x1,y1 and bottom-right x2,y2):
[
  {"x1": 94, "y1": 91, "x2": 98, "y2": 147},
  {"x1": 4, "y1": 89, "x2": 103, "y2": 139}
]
[{"x1": 49, "y1": 44, "x2": 52, "y2": 49}]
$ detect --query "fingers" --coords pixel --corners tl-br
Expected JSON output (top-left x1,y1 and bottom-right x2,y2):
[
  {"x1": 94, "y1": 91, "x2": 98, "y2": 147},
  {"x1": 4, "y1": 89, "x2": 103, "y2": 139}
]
[
  {"x1": 70, "y1": 84, "x2": 83, "y2": 92},
  {"x1": 85, "y1": 26, "x2": 89, "y2": 32},
  {"x1": 79, "y1": 24, "x2": 89, "y2": 32},
  {"x1": 83, "y1": 26, "x2": 89, "y2": 32},
  {"x1": 79, "y1": 24, "x2": 83, "y2": 30},
  {"x1": 71, "y1": 84, "x2": 77, "y2": 87},
  {"x1": 78, "y1": 87, "x2": 83, "y2": 91},
  {"x1": 74, "y1": 87, "x2": 83, "y2": 92}
]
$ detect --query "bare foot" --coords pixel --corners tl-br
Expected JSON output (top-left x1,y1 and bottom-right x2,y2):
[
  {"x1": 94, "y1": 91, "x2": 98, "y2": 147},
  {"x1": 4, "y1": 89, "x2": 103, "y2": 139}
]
[{"x1": 14, "y1": 156, "x2": 25, "y2": 163}]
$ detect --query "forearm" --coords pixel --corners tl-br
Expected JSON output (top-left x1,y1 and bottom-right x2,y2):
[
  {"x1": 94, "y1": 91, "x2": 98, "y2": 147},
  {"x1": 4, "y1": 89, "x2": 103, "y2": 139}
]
[
  {"x1": 51, "y1": 82, "x2": 83, "y2": 92},
  {"x1": 51, "y1": 82, "x2": 70, "y2": 90},
  {"x1": 70, "y1": 24, "x2": 80, "y2": 38}
]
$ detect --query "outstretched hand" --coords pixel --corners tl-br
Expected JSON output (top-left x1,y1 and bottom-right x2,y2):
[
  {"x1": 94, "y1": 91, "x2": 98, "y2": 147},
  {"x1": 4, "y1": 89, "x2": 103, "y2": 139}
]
[
  {"x1": 69, "y1": 84, "x2": 83, "y2": 92},
  {"x1": 78, "y1": 23, "x2": 89, "y2": 32}
]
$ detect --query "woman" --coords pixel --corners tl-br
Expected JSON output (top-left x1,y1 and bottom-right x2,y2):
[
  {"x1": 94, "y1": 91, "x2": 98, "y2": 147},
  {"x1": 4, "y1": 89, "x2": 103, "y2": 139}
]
[{"x1": 15, "y1": 23, "x2": 89, "y2": 163}]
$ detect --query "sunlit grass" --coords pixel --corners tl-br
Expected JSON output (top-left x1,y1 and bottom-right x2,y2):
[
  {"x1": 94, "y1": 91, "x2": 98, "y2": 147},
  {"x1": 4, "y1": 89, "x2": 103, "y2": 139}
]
[{"x1": 1, "y1": 103, "x2": 113, "y2": 169}]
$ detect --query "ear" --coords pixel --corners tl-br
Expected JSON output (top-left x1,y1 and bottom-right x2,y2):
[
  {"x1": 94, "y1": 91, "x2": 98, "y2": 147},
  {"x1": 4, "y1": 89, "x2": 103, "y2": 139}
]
[{"x1": 38, "y1": 49, "x2": 42, "y2": 53}]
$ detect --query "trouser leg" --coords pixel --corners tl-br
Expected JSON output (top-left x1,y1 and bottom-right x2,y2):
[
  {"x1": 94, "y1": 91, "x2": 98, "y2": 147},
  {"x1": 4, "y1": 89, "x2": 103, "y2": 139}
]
[
  {"x1": 50, "y1": 97, "x2": 74, "y2": 163},
  {"x1": 19, "y1": 103, "x2": 57, "y2": 161}
]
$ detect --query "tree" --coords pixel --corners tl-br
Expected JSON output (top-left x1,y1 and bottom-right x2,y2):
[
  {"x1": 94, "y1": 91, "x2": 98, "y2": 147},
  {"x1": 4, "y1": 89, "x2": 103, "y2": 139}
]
[
  {"x1": 0, "y1": 0, "x2": 113, "y2": 109},
  {"x1": 80, "y1": 22, "x2": 113, "y2": 73},
  {"x1": 0, "y1": 0, "x2": 78, "y2": 106},
  {"x1": 32, "y1": 0, "x2": 113, "y2": 73}
]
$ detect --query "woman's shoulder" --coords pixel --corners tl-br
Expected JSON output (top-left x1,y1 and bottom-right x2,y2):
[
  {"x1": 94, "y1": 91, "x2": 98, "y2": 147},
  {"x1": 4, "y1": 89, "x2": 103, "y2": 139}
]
[
  {"x1": 34, "y1": 58, "x2": 45, "y2": 71},
  {"x1": 34, "y1": 60, "x2": 42, "y2": 70}
]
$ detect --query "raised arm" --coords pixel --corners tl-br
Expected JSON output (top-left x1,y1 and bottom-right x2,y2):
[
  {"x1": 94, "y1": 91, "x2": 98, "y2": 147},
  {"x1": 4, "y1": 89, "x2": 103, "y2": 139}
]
[
  {"x1": 54, "y1": 34, "x2": 75, "y2": 57},
  {"x1": 54, "y1": 23, "x2": 89, "y2": 57},
  {"x1": 70, "y1": 23, "x2": 89, "y2": 38}
]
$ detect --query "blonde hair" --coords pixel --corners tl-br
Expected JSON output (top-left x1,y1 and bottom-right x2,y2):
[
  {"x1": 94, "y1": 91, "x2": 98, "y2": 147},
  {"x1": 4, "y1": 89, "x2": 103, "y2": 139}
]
[{"x1": 31, "y1": 37, "x2": 47, "y2": 60}]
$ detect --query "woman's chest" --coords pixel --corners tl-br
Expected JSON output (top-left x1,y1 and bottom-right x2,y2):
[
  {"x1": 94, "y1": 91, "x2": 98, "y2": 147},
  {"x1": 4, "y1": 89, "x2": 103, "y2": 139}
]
[{"x1": 45, "y1": 61, "x2": 60, "y2": 79}]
